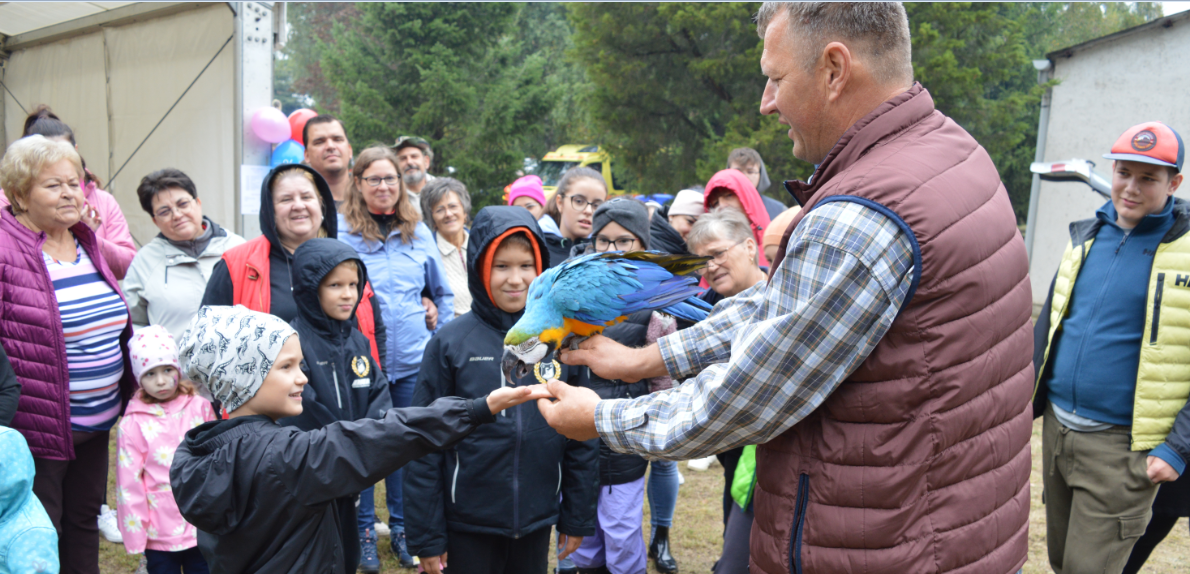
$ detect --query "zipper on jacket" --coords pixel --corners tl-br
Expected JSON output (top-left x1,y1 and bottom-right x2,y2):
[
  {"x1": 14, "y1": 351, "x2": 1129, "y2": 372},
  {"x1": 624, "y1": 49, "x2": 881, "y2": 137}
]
[
  {"x1": 1150, "y1": 273, "x2": 1165, "y2": 345},
  {"x1": 451, "y1": 450, "x2": 460, "y2": 504},
  {"x1": 556, "y1": 463, "x2": 562, "y2": 496},
  {"x1": 332, "y1": 366, "x2": 342, "y2": 409},
  {"x1": 513, "y1": 403, "x2": 522, "y2": 538},
  {"x1": 787, "y1": 473, "x2": 809, "y2": 574}
]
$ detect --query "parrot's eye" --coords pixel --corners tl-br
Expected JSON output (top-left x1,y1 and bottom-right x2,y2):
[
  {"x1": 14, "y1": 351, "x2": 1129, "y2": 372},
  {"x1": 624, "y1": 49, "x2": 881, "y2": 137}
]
[{"x1": 516, "y1": 340, "x2": 537, "y2": 353}]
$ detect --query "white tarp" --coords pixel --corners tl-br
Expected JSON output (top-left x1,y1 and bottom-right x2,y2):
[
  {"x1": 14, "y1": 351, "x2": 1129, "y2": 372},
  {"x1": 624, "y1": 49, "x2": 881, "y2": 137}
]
[{"x1": 2, "y1": 3, "x2": 236, "y2": 246}]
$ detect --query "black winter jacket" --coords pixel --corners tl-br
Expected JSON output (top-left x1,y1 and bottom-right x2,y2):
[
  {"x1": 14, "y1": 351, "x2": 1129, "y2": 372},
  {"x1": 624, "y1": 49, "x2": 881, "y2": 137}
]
[
  {"x1": 405, "y1": 206, "x2": 598, "y2": 558},
  {"x1": 0, "y1": 343, "x2": 18, "y2": 426},
  {"x1": 171, "y1": 398, "x2": 495, "y2": 574},
  {"x1": 565, "y1": 242, "x2": 651, "y2": 487},
  {"x1": 542, "y1": 232, "x2": 588, "y2": 270},
  {"x1": 278, "y1": 239, "x2": 391, "y2": 432},
  {"x1": 200, "y1": 164, "x2": 386, "y2": 362},
  {"x1": 573, "y1": 311, "x2": 651, "y2": 487}
]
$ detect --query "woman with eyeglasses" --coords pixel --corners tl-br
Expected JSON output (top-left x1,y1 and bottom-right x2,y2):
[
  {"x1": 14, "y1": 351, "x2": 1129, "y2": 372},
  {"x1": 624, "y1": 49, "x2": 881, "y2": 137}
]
[
  {"x1": 122, "y1": 169, "x2": 245, "y2": 340},
  {"x1": 420, "y1": 177, "x2": 472, "y2": 319},
  {"x1": 684, "y1": 208, "x2": 768, "y2": 574},
  {"x1": 542, "y1": 166, "x2": 607, "y2": 268},
  {"x1": 338, "y1": 146, "x2": 453, "y2": 568}
]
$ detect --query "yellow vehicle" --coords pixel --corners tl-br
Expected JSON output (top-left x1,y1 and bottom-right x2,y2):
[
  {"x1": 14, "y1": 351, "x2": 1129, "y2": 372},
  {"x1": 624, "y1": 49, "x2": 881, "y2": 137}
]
[{"x1": 535, "y1": 145, "x2": 630, "y2": 197}]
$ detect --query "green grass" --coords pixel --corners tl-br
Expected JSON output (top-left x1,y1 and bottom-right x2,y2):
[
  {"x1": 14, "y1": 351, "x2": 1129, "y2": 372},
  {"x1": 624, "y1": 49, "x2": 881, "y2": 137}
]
[{"x1": 100, "y1": 418, "x2": 1189, "y2": 572}]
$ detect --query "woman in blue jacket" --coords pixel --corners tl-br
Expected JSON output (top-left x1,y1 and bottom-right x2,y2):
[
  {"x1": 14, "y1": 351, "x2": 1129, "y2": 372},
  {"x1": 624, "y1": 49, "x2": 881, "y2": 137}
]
[{"x1": 339, "y1": 146, "x2": 453, "y2": 568}]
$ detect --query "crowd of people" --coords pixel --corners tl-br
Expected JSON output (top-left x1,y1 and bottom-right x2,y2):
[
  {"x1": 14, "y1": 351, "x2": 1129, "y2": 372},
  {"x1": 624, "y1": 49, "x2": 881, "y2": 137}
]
[{"x1": 0, "y1": 3, "x2": 1187, "y2": 574}]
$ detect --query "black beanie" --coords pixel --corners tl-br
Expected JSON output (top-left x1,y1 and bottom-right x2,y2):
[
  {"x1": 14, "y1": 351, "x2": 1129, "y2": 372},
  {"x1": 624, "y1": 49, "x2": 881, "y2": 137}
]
[{"x1": 591, "y1": 197, "x2": 651, "y2": 250}]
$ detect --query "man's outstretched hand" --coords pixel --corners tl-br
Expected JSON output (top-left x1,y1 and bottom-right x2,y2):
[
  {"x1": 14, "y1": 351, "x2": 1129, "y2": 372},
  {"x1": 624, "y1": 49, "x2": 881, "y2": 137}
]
[
  {"x1": 557, "y1": 335, "x2": 667, "y2": 383},
  {"x1": 536, "y1": 379, "x2": 601, "y2": 441}
]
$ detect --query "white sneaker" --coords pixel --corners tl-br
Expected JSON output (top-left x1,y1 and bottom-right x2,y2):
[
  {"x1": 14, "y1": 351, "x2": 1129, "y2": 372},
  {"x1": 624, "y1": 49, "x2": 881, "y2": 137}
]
[
  {"x1": 686, "y1": 455, "x2": 717, "y2": 472},
  {"x1": 374, "y1": 522, "x2": 390, "y2": 538},
  {"x1": 677, "y1": 470, "x2": 686, "y2": 485},
  {"x1": 98, "y1": 504, "x2": 123, "y2": 544}
]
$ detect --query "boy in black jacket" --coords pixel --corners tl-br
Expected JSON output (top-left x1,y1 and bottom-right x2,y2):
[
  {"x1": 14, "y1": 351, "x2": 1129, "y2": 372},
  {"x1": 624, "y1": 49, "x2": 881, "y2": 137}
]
[
  {"x1": 404, "y1": 206, "x2": 598, "y2": 574},
  {"x1": 169, "y1": 305, "x2": 543, "y2": 574},
  {"x1": 276, "y1": 238, "x2": 392, "y2": 572}
]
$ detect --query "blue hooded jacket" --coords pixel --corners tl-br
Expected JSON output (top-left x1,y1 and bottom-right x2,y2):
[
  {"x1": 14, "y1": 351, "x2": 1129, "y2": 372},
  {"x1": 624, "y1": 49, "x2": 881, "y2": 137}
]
[
  {"x1": 0, "y1": 427, "x2": 58, "y2": 574},
  {"x1": 339, "y1": 218, "x2": 454, "y2": 381}
]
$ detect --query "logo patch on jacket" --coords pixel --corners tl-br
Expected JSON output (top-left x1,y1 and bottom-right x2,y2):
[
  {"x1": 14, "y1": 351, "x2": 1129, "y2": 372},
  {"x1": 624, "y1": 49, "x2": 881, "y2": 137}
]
[{"x1": 351, "y1": 356, "x2": 370, "y2": 377}]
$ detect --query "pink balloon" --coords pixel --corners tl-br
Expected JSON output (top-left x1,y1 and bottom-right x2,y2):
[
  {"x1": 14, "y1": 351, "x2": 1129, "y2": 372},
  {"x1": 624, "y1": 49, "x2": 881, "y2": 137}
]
[{"x1": 251, "y1": 107, "x2": 291, "y2": 144}]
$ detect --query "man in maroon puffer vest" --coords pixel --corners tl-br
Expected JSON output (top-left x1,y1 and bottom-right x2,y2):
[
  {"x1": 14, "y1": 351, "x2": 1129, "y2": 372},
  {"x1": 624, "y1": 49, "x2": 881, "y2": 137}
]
[{"x1": 538, "y1": 3, "x2": 1033, "y2": 574}]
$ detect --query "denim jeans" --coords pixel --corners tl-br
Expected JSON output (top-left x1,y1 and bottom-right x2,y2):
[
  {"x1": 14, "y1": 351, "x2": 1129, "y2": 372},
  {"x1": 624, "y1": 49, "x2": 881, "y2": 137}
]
[
  {"x1": 357, "y1": 373, "x2": 416, "y2": 533},
  {"x1": 646, "y1": 459, "x2": 680, "y2": 528}
]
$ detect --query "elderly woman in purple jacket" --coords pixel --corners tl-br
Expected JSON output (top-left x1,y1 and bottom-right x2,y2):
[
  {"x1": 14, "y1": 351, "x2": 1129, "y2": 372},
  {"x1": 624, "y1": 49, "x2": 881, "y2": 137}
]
[{"x1": 0, "y1": 135, "x2": 135, "y2": 574}]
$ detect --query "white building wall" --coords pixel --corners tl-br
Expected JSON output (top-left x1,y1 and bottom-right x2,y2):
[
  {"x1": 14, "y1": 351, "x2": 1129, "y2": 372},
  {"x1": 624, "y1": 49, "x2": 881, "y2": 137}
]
[
  {"x1": 1030, "y1": 19, "x2": 1190, "y2": 305},
  {"x1": 3, "y1": 4, "x2": 237, "y2": 246}
]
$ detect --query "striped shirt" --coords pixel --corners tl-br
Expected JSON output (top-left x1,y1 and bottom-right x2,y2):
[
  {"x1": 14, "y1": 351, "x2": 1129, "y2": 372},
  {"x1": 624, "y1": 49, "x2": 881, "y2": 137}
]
[
  {"x1": 594, "y1": 201, "x2": 914, "y2": 460},
  {"x1": 44, "y1": 239, "x2": 129, "y2": 432}
]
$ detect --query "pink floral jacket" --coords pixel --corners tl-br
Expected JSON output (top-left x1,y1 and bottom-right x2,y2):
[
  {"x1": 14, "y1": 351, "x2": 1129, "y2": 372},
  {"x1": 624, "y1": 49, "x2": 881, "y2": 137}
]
[{"x1": 115, "y1": 391, "x2": 214, "y2": 553}]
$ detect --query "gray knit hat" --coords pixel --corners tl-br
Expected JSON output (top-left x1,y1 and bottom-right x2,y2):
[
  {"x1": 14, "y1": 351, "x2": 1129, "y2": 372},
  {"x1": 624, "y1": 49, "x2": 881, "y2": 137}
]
[
  {"x1": 178, "y1": 305, "x2": 296, "y2": 413},
  {"x1": 591, "y1": 197, "x2": 650, "y2": 250}
]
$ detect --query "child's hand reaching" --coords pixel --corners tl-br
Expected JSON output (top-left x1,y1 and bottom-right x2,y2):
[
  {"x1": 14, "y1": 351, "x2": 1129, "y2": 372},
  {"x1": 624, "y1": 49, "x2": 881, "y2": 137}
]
[{"x1": 487, "y1": 384, "x2": 554, "y2": 415}]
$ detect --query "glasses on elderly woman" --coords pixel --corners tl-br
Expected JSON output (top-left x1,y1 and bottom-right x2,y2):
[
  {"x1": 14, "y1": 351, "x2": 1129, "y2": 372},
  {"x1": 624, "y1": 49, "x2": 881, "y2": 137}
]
[
  {"x1": 154, "y1": 198, "x2": 195, "y2": 220},
  {"x1": 698, "y1": 239, "x2": 747, "y2": 273}
]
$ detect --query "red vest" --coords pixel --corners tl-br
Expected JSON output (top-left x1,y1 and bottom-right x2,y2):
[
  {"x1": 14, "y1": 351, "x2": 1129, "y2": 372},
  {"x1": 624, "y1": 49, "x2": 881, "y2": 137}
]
[
  {"x1": 754, "y1": 85, "x2": 1032, "y2": 574},
  {"x1": 222, "y1": 236, "x2": 381, "y2": 367}
]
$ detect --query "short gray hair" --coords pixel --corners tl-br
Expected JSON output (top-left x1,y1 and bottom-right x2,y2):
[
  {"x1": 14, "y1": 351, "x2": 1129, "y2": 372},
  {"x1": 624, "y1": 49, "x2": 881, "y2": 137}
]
[
  {"x1": 420, "y1": 177, "x2": 472, "y2": 232},
  {"x1": 756, "y1": 2, "x2": 912, "y2": 87},
  {"x1": 686, "y1": 209, "x2": 756, "y2": 260}
]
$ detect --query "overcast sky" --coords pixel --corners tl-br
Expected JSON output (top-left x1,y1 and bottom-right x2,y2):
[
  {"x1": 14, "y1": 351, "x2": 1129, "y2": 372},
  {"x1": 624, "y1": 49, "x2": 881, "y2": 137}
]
[{"x1": 1165, "y1": 2, "x2": 1190, "y2": 15}]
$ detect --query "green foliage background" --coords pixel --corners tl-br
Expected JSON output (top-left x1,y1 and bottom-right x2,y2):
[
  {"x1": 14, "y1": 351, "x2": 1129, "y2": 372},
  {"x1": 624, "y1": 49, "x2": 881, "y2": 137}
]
[{"x1": 280, "y1": 2, "x2": 1164, "y2": 218}]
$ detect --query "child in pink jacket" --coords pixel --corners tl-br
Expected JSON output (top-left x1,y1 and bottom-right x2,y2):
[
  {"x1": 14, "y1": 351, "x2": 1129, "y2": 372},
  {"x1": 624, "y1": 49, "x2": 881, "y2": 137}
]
[{"x1": 116, "y1": 325, "x2": 214, "y2": 572}]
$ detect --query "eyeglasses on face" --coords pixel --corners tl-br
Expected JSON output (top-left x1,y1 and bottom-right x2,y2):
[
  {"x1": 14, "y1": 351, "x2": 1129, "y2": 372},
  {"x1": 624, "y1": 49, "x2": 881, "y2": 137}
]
[
  {"x1": 698, "y1": 239, "x2": 747, "y2": 273},
  {"x1": 568, "y1": 195, "x2": 603, "y2": 212},
  {"x1": 595, "y1": 237, "x2": 637, "y2": 251},
  {"x1": 363, "y1": 176, "x2": 399, "y2": 187},
  {"x1": 154, "y1": 198, "x2": 194, "y2": 220}
]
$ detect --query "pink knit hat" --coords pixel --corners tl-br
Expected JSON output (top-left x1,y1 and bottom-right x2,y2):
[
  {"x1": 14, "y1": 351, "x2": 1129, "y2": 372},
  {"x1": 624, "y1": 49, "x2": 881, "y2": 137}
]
[
  {"x1": 507, "y1": 175, "x2": 547, "y2": 208},
  {"x1": 129, "y1": 325, "x2": 181, "y2": 385}
]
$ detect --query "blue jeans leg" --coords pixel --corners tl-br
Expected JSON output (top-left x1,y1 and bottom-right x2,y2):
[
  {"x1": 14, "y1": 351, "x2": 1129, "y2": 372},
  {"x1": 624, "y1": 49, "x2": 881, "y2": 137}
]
[
  {"x1": 387, "y1": 373, "x2": 417, "y2": 531},
  {"x1": 647, "y1": 459, "x2": 679, "y2": 528},
  {"x1": 357, "y1": 484, "x2": 376, "y2": 534}
]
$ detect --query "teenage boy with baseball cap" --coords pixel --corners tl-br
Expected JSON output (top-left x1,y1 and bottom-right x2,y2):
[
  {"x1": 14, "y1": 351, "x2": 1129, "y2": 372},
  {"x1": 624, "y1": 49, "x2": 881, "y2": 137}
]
[{"x1": 1034, "y1": 121, "x2": 1187, "y2": 573}]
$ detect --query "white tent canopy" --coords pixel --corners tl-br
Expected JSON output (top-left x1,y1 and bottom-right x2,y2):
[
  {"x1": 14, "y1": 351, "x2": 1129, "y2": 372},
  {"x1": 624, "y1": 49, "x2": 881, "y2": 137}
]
[{"x1": 1, "y1": 2, "x2": 278, "y2": 243}]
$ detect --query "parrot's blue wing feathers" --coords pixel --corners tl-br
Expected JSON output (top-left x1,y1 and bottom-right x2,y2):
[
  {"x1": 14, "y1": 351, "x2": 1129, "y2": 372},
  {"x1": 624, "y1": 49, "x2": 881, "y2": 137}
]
[
  {"x1": 660, "y1": 297, "x2": 713, "y2": 323},
  {"x1": 538, "y1": 251, "x2": 712, "y2": 327}
]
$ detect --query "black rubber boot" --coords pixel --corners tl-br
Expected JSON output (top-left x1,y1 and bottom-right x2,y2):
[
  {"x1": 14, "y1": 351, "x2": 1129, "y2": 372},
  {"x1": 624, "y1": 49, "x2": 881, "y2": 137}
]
[{"x1": 649, "y1": 525, "x2": 679, "y2": 573}]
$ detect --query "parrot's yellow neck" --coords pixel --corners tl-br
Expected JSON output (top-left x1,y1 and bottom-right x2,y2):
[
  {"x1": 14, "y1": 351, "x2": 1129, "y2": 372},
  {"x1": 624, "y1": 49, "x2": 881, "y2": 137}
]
[{"x1": 540, "y1": 316, "x2": 628, "y2": 345}]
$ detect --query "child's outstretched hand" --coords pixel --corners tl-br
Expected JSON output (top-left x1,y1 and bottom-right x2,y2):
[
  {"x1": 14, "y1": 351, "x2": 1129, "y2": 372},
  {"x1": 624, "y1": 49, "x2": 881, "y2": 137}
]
[{"x1": 487, "y1": 384, "x2": 554, "y2": 415}]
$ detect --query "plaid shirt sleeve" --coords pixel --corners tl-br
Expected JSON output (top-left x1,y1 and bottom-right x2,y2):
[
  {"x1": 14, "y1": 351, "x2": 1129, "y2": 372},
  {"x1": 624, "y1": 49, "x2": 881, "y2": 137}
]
[
  {"x1": 657, "y1": 281, "x2": 768, "y2": 379},
  {"x1": 595, "y1": 201, "x2": 915, "y2": 460}
]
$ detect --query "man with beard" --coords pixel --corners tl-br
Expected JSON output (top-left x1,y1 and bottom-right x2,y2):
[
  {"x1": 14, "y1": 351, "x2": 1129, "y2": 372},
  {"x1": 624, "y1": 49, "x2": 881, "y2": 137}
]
[
  {"x1": 393, "y1": 136, "x2": 436, "y2": 216},
  {"x1": 303, "y1": 115, "x2": 355, "y2": 208}
]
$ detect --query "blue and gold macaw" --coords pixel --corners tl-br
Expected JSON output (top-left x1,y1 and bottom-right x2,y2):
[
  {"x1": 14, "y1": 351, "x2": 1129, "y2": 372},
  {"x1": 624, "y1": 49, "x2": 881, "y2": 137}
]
[{"x1": 501, "y1": 250, "x2": 712, "y2": 383}]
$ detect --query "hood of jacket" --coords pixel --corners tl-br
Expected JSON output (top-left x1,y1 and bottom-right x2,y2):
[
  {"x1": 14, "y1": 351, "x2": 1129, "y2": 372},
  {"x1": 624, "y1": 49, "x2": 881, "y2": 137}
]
[
  {"x1": 259, "y1": 164, "x2": 337, "y2": 254},
  {"x1": 291, "y1": 238, "x2": 368, "y2": 341},
  {"x1": 467, "y1": 206, "x2": 548, "y2": 332},
  {"x1": 705, "y1": 169, "x2": 772, "y2": 266},
  {"x1": 649, "y1": 210, "x2": 688, "y2": 255},
  {"x1": 0, "y1": 427, "x2": 36, "y2": 524}
]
